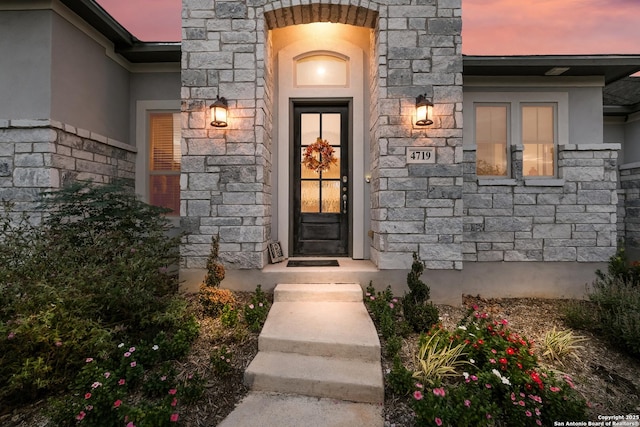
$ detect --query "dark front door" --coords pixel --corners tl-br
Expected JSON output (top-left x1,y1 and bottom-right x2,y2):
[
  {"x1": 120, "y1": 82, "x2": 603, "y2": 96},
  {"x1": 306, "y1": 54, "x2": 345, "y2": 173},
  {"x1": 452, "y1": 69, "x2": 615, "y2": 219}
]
[{"x1": 292, "y1": 102, "x2": 350, "y2": 256}]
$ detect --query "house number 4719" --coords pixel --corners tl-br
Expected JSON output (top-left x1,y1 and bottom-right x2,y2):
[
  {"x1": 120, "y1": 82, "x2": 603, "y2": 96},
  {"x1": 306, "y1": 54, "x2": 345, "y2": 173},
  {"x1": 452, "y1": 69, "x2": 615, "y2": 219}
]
[{"x1": 406, "y1": 147, "x2": 436, "y2": 164}]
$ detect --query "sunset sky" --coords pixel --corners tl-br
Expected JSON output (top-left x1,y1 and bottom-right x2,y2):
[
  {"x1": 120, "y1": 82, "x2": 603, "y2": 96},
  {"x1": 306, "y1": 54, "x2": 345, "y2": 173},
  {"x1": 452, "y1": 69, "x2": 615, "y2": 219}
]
[{"x1": 96, "y1": 0, "x2": 640, "y2": 55}]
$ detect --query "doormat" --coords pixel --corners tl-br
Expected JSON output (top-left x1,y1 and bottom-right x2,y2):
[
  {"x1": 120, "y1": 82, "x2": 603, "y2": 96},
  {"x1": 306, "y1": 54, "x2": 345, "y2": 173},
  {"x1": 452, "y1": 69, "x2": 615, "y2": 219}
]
[{"x1": 287, "y1": 260, "x2": 339, "y2": 267}]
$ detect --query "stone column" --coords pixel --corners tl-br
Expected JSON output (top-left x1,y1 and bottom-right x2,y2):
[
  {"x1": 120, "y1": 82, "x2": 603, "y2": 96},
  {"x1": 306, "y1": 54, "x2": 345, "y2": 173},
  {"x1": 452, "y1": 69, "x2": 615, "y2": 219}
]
[{"x1": 370, "y1": 0, "x2": 464, "y2": 270}]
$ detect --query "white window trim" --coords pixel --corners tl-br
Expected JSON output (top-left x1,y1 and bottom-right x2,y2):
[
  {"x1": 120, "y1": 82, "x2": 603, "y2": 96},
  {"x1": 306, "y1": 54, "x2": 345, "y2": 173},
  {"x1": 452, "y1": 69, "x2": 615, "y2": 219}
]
[
  {"x1": 464, "y1": 91, "x2": 568, "y2": 181},
  {"x1": 135, "y1": 100, "x2": 181, "y2": 224}
]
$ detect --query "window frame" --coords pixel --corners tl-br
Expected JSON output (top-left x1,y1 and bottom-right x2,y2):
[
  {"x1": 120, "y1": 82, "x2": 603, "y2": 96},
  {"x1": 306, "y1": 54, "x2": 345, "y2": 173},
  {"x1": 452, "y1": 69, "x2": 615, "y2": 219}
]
[
  {"x1": 464, "y1": 91, "x2": 568, "y2": 180},
  {"x1": 474, "y1": 102, "x2": 511, "y2": 178},
  {"x1": 135, "y1": 100, "x2": 181, "y2": 223},
  {"x1": 521, "y1": 102, "x2": 558, "y2": 179}
]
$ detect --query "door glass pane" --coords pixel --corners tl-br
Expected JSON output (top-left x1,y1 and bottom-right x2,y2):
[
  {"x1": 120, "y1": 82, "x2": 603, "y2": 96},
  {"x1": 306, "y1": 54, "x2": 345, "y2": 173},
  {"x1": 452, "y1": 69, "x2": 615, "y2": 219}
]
[
  {"x1": 150, "y1": 175, "x2": 180, "y2": 216},
  {"x1": 523, "y1": 105, "x2": 555, "y2": 177},
  {"x1": 322, "y1": 147, "x2": 341, "y2": 179},
  {"x1": 321, "y1": 181, "x2": 341, "y2": 213},
  {"x1": 301, "y1": 113, "x2": 320, "y2": 146},
  {"x1": 301, "y1": 181, "x2": 319, "y2": 213},
  {"x1": 475, "y1": 105, "x2": 508, "y2": 176},
  {"x1": 322, "y1": 114, "x2": 341, "y2": 148}
]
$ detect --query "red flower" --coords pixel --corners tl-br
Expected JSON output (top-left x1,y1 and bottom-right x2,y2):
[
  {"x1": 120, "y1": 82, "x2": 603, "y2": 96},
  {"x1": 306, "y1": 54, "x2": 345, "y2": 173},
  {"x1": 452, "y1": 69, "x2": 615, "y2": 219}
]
[
  {"x1": 499, "y1": 358, "x2": 508, "y2": 365},
  {"x1": 506, "y1": 347, "x2": 516, "y2": 356},
  {"x1": 170, "y1": 413, "x2": 179, "y2": 422}
]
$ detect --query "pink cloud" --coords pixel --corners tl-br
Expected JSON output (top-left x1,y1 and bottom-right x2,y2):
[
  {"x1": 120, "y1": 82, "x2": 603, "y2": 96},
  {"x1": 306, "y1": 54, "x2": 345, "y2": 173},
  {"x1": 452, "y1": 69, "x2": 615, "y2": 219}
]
[
  {"x1": 96, "y1": 0, "x2": 640, "y2": 54},
  {"x1": 97, "y1": 0, "x2": 181, "y2": 41},
  {"x1": 462, "y1": 0, "x2": 640, "y2": 54}
]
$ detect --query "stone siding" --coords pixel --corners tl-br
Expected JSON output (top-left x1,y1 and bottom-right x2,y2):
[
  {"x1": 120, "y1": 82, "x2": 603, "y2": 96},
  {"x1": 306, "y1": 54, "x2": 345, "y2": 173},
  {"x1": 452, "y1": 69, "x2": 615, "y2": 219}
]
[
  {"x1": 0, "y1": 119, "x2": 136, "y2": 219},
  {"x1": 463, "y1": 144, "x2": 619, "y2": 263},
  {"x1": 181, "y1": 0, "x2": 464, "y2": 271},
  {"x1": 619, "y1": 162, "x2": 640, "y2": 251},
  {"x1": 369, "y1": 0, "x2": 464, "y2": 270}
]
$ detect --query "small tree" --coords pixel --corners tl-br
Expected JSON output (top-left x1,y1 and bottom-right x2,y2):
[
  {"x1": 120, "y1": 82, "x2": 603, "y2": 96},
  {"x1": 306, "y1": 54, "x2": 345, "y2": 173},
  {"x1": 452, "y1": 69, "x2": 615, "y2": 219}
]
[{"x1": 402, "y1": 253, "x2": 439, "y2": 333}]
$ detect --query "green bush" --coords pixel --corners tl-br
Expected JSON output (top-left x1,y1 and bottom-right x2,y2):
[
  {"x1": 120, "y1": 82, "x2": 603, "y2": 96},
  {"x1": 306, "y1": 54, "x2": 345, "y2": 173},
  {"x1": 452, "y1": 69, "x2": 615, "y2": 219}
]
[
  {"x1": 409, "y1": 309, "x2": 588, "y2": 426},
  {"x1": 402, "y1": 253, "x2": 439, "y2": 333},
  {"x1": 567, "y1": 248, "x2": 640, "y2": 357},
  {"x1": 244, "y1": 285, "x2": 271, "y2": 332},
  {"x1": 0, "y1": 181, "x2": 192, "y2": 406}
]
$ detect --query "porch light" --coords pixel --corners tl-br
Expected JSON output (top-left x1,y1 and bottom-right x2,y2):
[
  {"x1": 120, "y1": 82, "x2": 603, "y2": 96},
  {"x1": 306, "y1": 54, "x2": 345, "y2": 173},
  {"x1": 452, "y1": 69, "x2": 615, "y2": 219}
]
[
  {"x1": 209, "y1": 96, "x2": 228, "y2": 127},
  {"x1": 415, "y1": 94, "x2": 433, "y2": 126}
]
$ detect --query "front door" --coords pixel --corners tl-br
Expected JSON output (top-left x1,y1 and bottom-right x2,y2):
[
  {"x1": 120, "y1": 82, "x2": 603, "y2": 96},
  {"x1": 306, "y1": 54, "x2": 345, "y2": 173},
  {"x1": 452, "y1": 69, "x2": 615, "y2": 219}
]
[{"x1": 292, "y1": 102, "x2": 350, "y2": 256}]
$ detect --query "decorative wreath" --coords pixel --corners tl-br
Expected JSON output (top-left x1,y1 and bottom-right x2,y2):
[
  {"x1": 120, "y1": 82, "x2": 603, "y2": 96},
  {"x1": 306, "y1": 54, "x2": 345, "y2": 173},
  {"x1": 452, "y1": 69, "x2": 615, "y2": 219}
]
[{"x1": 302, "y1": 137, "x2": 338, "y2": 173}]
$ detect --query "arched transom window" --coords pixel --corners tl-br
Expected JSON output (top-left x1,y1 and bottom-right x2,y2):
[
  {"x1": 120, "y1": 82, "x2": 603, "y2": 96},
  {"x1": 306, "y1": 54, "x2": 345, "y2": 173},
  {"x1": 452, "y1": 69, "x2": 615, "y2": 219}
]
[{"x1": 295, "y1": 52, "x2": 349, "y2": 87}]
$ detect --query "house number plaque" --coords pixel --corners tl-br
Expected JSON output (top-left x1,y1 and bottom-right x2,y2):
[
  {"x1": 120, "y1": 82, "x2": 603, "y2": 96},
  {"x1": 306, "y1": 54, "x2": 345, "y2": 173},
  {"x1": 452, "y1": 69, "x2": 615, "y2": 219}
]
[{"x1": 406, "y1": 147, "x2": 436, "y2": 164}]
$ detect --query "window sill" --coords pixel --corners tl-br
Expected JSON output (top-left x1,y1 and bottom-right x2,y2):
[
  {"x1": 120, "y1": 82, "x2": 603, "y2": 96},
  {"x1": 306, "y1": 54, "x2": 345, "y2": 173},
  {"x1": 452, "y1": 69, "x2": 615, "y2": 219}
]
[
  {"x1": 524, "y1": 178, "x2": 565, "y2": 187},
  {"x1": 477, "y1": 178, "x2": 517, "y2": 186}
]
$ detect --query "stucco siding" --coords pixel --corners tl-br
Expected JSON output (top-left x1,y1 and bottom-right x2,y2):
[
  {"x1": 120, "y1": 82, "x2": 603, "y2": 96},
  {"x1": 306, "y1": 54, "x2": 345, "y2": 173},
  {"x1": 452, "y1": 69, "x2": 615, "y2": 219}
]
[{"x1": 0, "y1": 11, "x2": 52, "y2": 120}]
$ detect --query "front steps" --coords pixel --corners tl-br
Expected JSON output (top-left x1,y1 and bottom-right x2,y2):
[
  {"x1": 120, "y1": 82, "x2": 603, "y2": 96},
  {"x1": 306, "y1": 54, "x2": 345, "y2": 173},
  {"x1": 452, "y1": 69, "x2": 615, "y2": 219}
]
[{"x1": 243, "y1": 283, "x2": 384, "y2": 404}]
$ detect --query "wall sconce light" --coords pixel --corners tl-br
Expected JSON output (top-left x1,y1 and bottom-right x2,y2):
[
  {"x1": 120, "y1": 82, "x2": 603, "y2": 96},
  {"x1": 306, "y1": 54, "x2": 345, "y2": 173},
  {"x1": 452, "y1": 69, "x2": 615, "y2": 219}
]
[
  {"x1": 415, "y1": 94, "x2": 434, "y2": 126},
  {"x1": 210, "y1": 96, "x2": 228, "y2": 127}
]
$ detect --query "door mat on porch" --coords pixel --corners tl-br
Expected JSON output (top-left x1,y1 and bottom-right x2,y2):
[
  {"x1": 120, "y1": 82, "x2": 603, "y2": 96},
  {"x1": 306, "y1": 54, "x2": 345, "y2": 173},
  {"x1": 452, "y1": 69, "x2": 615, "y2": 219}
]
[{"x1": 287, "y1": 260, "x2": 339, "y2": 267}]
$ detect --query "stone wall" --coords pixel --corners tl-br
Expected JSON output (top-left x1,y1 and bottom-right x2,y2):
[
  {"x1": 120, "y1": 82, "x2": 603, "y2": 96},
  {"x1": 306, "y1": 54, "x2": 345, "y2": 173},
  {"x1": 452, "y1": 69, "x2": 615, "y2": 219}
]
[
  {"x1": 0, "y1": 119, "x2": 136, "y2": 219},
  {"x1": 181, "y1": 0, "x2": 464, "y2": 271},
  {"x1": 369, "y1": 0, "x2": 464, "y2": 270},
  {"x1": 619, "y1": 162, "x2": 640, "y2": 252},
  {"x1": 463, "y1": 144, "x2": 619, "y2": 263},
  {"x1": 181, "y1": 0, "x2": 274, "y2": 270}
]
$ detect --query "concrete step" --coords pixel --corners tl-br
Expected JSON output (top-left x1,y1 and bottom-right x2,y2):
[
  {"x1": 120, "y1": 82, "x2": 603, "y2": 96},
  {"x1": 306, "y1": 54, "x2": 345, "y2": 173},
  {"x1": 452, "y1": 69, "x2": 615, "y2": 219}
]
[
  {"x1": 258, "y1": 301, "x2": 380, "y2": 362},
  {"x1": 244, "y1": 351, "x2": 384, "y2": 404},
  {"x1": 274, "y1": 283, "x2": 363, "y2": 302}
]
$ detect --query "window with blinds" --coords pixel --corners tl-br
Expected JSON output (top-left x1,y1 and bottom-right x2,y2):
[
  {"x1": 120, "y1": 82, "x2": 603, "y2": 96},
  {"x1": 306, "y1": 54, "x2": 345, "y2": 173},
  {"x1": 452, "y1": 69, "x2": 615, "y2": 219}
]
[{"x1": 149, "y1": 113, "x2": 181, "y2": 216}]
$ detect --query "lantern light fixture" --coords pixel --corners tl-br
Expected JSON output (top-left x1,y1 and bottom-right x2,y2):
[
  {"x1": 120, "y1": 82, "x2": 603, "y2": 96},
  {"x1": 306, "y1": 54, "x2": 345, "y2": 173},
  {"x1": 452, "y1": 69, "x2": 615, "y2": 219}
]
[
  {"x1": 210, "y1": 96, "x2": 228, "y2": 127},
  {"x1": 415, "y1": 94, "x2": 434, "y2": 126}
]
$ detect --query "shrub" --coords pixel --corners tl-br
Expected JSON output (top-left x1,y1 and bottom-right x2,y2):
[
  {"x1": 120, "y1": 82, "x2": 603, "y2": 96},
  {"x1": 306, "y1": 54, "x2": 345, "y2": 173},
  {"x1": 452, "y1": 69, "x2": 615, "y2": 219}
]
[
  {"x1": 244, "y1": 285, "x2": 271, "y2": 332},
  {"x1": 409, "y1": 309, "x2": 588, "y2": 426},
  {"x1": 402, "y1": 253, "x2": 439, "y2": 332},
  {"x1": 220, "y1": 303, "x2": 239, "y2": 328},
  {"x1": 199, "y1": 286, "x2": 236, "y2": 316},
  {"x1": 204, "y1": 235, "x2": 225, "y2": 288},
  {"x1": 387, "y1": 355, "x2": 414, "y2": 396},
  {"x1": 540, "y1": 327, "x2": 588, "y2": 365},
  {"x1": 210, "y1": 346, "x2": 233, "y2": 376},
  {"x1": 0, "y1": 181, "x2": 188, "y2": 406},
  {"x1": 568, "y1": 248, "x2": 640, "y2": 357},
  {"x1": 413, "y1": 328, "x2": 470, "y2": 385}
]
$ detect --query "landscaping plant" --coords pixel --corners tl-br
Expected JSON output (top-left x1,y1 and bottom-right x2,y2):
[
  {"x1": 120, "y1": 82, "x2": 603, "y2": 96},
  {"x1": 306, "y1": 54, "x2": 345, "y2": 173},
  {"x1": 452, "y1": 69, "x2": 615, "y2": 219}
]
[
  {"x1": 0, "y1": 181, "x2": 200, "y2": 423},
  {"x1": 402, "y1": 253, "x2": 439, "y2": 333},
  {"x1": 244, "y1": 285, "x2": 271, "y2": 332},
  {"x1": 565, "y1": 248, "x2": 640, "y2": 357},
  {"x1": 410, "y1": 307, "x2": 588, "y2": 426}
]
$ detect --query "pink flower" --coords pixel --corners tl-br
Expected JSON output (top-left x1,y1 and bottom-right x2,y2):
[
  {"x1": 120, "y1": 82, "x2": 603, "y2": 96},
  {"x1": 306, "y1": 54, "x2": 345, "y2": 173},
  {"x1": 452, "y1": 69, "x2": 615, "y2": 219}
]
[
  {"x1": 501, "y1": 319, "x2": 508, "y2": 325},
  {"x1": 118, "y1": 379, "x2": 126, "y2": 386},
  {"x1": 170, "y1": 413, "x2": 179, "y2": 422},
  {"x1": 161, "y1": 376, "x2": 167, "y2": 381},
  {"x1": 7, "y1": 332, "x2": 15, "y2": 340},
  {"x1": 485, "y1": 384, "x2": 492, "y2": 389},
  {"x1": 85, "y1": 392, "x2": 92, "y2": 399},
  {"x1": 489, "y1": 358, "x2": 496, "y2": 364},
  {"x1": 435, "y1": 417, "x2": 443, "y2": 426},
  {"x1": 259, "y1": 302, "x2": 264, "y2": 307},
  {"x1": 464, "y1": 399, "x2": 471, "y2": 407},
  {"x1": 76, "y1": 411, "x2": 86, "y2": 421},
  {"x1": 415, "y1": 382, "x2": 423, "y2": 389},
  {"x1": 169, "y1": 388, "x2": 177, "y2": 395},
  {"x1": 171, "y1": 398, "x2": 178, "y2": 407},
  {"x1": 55, "y1": 341, "x2": 62, "y2": 347},
  {"x1": 124, "y1": 352, "x2": 131, "y2": 357},
  {"x1": 130, "y1": 361, "x2": 137, "y2": 368},
  {"x1": 413, "y1": 390, "x2": 423, "y2": 400},
  {"x1": 369, "y1": 296, "x2": 374, "y2": 300},
  {"x1": 129, "y1": 347, "x2": 136, "y2": 352},
  {"x1": 470, "y1": 375, "x2": 478, "y2": 381},
  {"x1": 536, "y1": 420, "x2": 542, "y2": 426},
  {"x1": 249, "y1": 304, "x2": 254, "y2": 309},
  {"x1": 486, "y1": 413, "x2": 493, "y2": 420},
  {"x1": 114, "y1": 400, "x2": 122, "y2": 408},
  {"x1": 525, "y1": 410, "x2": 532, "y2": 417},
  {"x1": 389, "y1": 303, "x2": 394, "y2": 309},
  {"x1": 85, "y1": 358, "x2": 93, "y2": 363},
  {"x1": 549, "y1": 386, "x2": 560, "y2": 392},
  {"x1": 91, "y1": 381, "x2": 102, "y2": 389},
  {"x1": 432, "y1": 387, "x2": 446, "y2": 397},
  {"x1": 104, "y1": 372, "x2": 111, "y2": 379},
  {"x1": 519, "y1": 400, "x2": 525, "y2": 406},
  {"x1": 85, "y1": 405, "x2": 93, "y2": 411},
  {"x1": 126, "y1": 423, "x2": 135, "y2": 427}
]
